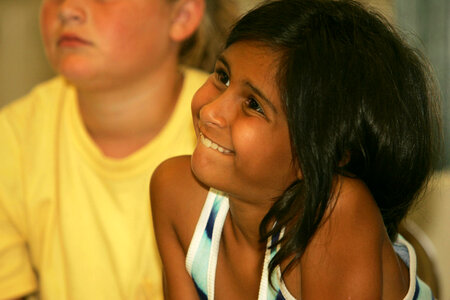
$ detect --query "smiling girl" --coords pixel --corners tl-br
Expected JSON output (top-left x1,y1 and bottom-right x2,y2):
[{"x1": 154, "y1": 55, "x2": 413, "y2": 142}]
[{"x1": 151, "y1": 0, "x2": 441, "y2": 299}]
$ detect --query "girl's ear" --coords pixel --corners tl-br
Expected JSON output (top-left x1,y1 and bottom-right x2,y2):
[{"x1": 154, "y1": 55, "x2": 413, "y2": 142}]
[
  {"x1": 294, "y1": 159, "x2": 303, "y2": 180},
  {"x1": 169, "y1": 0, "x2": 205, "y2": 42},
  {"x1": 339, "y1": 151, "x2": 351, "y2": 167}
]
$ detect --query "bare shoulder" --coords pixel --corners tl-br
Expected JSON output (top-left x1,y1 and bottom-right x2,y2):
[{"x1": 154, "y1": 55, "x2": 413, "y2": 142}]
[
  {"x1": 332, "y1": 176, "x2": 383, "y2": 228},
  {"x1": 150, "y1": 155, "x2": 208, "y2": 250},
  {"x1": 310, "y1": 176, "x2": 385, "y2": 248},
  {"x1": 152, "y1": 155, "x2": 193, "y2": 196},
  {"x1": 151, "y1": 157, "x2": 209, "y2": 298},
  {"x1": 297, "y1": 176, "x2": 386, "y2": 299},
  {"x1": 151, "y1": 155, "x2": 203, "y2": 210}
]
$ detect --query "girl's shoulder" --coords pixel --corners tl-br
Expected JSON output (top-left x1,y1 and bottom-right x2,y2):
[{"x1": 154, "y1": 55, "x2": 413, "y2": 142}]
[
  {"x1": 151, "y1": 155, "x2": 209, "y2": 251},
  {"x1": 295, "y1": 176, "x2": 388, "y2": 298},
  {"x1": 331, "y1": 176, "x2": 382, "y2": 228},
  {"x1": 307, "y1": 176, "x2": 385, "y2": 248},
  {"x1": 151, "y1": 155, "x2": 198, "y2": 198}
]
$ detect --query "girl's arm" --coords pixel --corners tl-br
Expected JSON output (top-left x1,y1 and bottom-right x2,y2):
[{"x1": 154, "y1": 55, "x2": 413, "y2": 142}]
[
  {"x1": 151, "y1": 156, "x2": 206, "y2": 300},
  {"x1": 296, "y1": 177, "x2": 387, "y2": 299}
]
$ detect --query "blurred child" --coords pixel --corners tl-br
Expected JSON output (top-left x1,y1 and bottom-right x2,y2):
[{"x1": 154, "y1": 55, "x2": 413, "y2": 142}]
[
  {"x1": 0, "y1": 0, "x2": 236, "y2": 299},
  {"x1": 151, "y1": 0, "x2": 441, "y2": 299}
]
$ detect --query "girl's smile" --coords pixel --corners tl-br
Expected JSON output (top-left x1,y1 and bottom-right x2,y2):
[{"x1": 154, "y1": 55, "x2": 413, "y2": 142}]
[
  {"x1": 199, "y1": 132, "x2": 234, "y2": 154},
  {"x1": 191, "y1": 41, "x2": 299, "y2": 202}
]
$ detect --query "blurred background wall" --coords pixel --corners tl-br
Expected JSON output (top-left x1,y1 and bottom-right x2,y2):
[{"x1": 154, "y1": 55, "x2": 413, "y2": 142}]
[
  {"x1": 0, "y1": 0, "x2": 54, "y2": 106},
  {"x1": 0, "y1": 0, "x2": 448, "y2": 298},
  {"x1": 394, "y1": 1, "x2": 450, "y2": 298}
]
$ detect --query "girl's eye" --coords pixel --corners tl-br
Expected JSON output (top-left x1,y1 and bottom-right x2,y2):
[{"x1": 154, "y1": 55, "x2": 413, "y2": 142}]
[
  {"x1": 245, "y1": 98, "x2": 265, "y2": 115},
  {"x1": 216, "y1": 69, "x2": 230, "y2": 87}
]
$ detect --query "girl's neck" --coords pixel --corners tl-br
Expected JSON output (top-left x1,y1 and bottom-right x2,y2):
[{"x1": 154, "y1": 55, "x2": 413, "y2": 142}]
[
  {"x1": 226, "y1": 197, "x2": 274, "y2": 250},
  {"x1": 76, "y1": 65, "x2": 183, "y2": 159}
]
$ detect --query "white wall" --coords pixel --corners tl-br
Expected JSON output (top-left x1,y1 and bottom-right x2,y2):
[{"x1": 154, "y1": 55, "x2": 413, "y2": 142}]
[{"x1": 408, "y1": 172, "x2": 450, "y2": 299}]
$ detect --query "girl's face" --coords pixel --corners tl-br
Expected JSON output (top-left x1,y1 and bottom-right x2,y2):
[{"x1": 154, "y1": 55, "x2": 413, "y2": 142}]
[
  {"x1": 40, "y1": 0, "x2": 177, "y2": 90},
  {"x1": 191, "y1": 41, "x2": 299, "y2": 203}
]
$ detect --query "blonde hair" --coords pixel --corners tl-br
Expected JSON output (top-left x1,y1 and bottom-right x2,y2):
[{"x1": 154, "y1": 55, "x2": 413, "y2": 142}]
[{"x1": 179, "y1": 0, "x2": 239, "y2": 72}]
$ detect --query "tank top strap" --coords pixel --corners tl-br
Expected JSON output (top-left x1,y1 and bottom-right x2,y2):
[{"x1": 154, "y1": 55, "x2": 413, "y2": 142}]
[
  {"x1": 258, "y1": 228, "x2": 297, "y2": 300},
  {"x1": 185, "y1": 188, "x2": 229, "y2": 299},
  {"x1": 394, "y1": 235, "x2": 435, "y2": 300}
]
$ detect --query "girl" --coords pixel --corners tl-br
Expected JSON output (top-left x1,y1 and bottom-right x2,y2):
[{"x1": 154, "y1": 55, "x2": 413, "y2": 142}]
[
  {"x1": 0, "y1": 0, "x2": 237, "y2": 299},
  {"x1": 151, "y1": 0, "x2": 441, "y2": 299}
]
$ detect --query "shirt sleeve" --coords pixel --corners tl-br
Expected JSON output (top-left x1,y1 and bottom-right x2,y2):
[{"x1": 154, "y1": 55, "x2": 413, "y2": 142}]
[{"x1": 0, "y1": 111, "x2": 37, "y2": 298}]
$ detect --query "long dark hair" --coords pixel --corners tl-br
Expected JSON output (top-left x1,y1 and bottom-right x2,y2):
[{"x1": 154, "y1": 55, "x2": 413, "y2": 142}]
[{"x1": 226, "y1": 0, "x2": 441, "y2": 281}]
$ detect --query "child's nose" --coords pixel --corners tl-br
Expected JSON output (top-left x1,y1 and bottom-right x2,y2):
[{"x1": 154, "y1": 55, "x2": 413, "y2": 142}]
[
  {"x1": 199, "y1": 94, "x2": 235, "y2": 129},
  {"x1": 58, "y1": 0, "x2": 85, "y2": 24}
]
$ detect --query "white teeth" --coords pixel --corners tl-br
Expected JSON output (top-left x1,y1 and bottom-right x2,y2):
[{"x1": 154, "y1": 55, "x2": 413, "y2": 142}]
[
  {"x1": 204, "y1": 137, "x2": 211, "y2": 147},
  {"x1": 200, "y1": 133, "x2": 231, "y2": 154}
]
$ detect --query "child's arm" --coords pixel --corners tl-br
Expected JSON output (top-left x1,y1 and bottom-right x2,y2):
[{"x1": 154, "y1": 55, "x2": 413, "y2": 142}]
[
  {"x1": 296, "y1": 177, "x2": 388, "y2": 299},
  {"x1": 150, "y1": 156, "x2": 206, "y2": 300}
]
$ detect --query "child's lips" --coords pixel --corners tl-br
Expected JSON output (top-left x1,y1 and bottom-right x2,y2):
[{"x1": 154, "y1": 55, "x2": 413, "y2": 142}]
[
  {"x1": 58, "y1": 34, "x2": 92, "y2": 47},
  {"x1": 199, "y1": 132, "x2": 234, "y2": 154}
]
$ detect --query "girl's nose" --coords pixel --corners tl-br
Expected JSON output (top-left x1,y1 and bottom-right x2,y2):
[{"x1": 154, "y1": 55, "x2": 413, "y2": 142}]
[
  {"x1": 58, "y1": 0, "x2": 85, "y2": 24},
  {"x1": 199, "y1": 94, "x2": 235, "y2": 129}
]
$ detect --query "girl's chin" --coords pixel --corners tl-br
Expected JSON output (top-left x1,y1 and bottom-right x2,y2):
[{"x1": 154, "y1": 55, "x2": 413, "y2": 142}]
[
  {"x1": 191, "y1": 150, "x2": 217, "y2": 185},
  {"x1": 190, "y1": 150, "x2": 234, "y2": 195}
]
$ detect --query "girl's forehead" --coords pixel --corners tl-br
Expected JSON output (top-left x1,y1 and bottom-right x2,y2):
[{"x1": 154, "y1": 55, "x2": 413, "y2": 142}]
[
  {"x1": 226, "y1": 40, "x2": 280, "y2": 55},
  {"x1": 223, "y1": 40, "x2": 284, "y2": 84},
  {"x1": 223, "y1": 41, "x2": 282, "y2": 69}
]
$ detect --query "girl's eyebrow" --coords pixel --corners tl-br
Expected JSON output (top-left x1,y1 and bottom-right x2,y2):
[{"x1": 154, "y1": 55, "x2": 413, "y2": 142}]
[
  {"x1": 218, "y1": 53, "x2": 278, "y2": 114},
  {"x1": 217, "y1": 55, "x2": 231, "y2": 75},
  {"x1": 244, "y1": 81, "x2": 278, "y2": 114}
]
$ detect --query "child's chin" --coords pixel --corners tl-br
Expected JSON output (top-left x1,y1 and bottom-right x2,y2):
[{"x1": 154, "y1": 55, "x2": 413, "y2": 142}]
[
  {"x1": 59, "y1": 69, "x2": 94, "y2": 85},
  {"x1": 61, "y1": 71, "x2": 116, "y2": 92},
  {"x1": 191, "y1": 150, "x2": 217, "y2": 187},
  {"x1": 54, "y1": 59, "x2": 98, "y2": 85}
]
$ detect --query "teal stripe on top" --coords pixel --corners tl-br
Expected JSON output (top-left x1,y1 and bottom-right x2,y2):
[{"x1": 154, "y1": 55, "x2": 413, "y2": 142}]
[{"x1": 189, "y1": 190, "x2": 229, "y2": 298}]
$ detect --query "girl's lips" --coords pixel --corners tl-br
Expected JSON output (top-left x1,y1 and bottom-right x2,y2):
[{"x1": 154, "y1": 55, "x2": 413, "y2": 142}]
[{"x1": 199, "y1": 132, "x2": 234, "y2": 154}]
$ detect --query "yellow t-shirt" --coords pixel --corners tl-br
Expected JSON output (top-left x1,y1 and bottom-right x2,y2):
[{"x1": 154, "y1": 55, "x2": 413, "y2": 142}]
[{"x1": 0, "y1": 68, "x2": 208, "y2": 300}]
